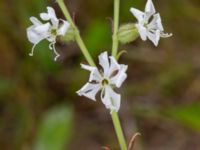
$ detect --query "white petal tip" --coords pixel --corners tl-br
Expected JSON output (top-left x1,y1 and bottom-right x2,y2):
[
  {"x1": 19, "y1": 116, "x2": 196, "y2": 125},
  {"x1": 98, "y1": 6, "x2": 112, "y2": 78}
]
[
  {"x1": 76, "y1": 91, "x2": 81, "y2": 96},
  {"x1": 153, "y1": 42, "x2": 159, "y2": 47},
  {"x1": 29, "y1": 53, "x2": 33, "y2": 56},
  {"x1": 130, "y1": 7, "x2": 134, "y2": 12}
]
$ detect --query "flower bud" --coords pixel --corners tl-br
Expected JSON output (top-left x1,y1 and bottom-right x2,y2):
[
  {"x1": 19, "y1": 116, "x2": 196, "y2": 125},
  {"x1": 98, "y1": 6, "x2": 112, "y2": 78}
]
[{"x1": 118, "y1": 23, "x2": 139, "y2": 44}]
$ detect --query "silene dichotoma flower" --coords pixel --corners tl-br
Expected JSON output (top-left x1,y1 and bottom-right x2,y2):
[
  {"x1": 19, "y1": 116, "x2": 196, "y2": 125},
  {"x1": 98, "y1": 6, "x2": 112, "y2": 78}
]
[
  {"x1": 77, "y1": 52, "x2": 128, "y2": 112},
  {"x1": 130, "y1": 0, "x2": 172, "y2": 46},
  {"x1": 27, "y1": 7, "x2": 70, "y2": 61}
]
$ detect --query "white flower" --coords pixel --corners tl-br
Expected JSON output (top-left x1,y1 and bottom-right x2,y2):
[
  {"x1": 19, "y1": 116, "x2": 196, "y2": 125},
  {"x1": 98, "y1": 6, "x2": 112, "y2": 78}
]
[
  {"x1": 130, "y1": 0, "x2": 172, "y2": 46},
  {"x1": 27, "y1": 7, "x2": 70, "y2": 61},
  {"x1": 77, "y1": 52, "x2": 128, "y2": 112}
]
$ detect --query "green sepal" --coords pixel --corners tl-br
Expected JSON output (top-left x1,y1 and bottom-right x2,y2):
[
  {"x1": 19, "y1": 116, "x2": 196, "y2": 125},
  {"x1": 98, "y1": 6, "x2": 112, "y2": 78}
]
[
  {"x1": 118, "y1": 23, "x2": 139, "y2": 44},
  {"x1": 60, "y1": 26, "x2": 76, "y2": 42}
]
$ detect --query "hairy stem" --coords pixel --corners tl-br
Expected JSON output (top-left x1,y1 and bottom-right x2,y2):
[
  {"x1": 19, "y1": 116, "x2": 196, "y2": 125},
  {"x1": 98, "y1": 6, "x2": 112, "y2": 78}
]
[
  {"x1": 111, "y1": 111, "x2": 127, "y2": 150},
  {"x1": 112, "y1": 0, "x2": 120, "y2": 58},
  {"x1": 57, "y1": 0, "x2": 95, "y2": 66}
]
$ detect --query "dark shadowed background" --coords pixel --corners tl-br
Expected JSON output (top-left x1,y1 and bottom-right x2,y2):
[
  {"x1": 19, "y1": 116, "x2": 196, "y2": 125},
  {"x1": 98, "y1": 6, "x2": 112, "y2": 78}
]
[{"x1": 0, "y1": 0, "x2": 200, "y2": 150}]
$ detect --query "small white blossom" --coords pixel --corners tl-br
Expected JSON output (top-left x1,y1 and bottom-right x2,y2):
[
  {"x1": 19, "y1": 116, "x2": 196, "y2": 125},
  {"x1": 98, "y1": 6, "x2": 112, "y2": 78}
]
[
  {"x1": 130, "y1": 0, "x2": 172, "y2": 46},
  {"x1": 77, "y1": 52, "x2": 128, "y2": 112},
  {"x1": 27, "y1": 7, "x2": 70, "y2": 61}
]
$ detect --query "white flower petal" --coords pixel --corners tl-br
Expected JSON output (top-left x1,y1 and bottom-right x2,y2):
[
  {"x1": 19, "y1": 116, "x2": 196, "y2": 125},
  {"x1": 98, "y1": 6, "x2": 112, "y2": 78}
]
[
  {"x1": 110, "y1": 64, "x2": 128, "y2": 88},
  {"x1": 47, "y1": 7, "x2": 59, "y2": 27},
  {"x1": 136, "y1": 24, "x2": 147, "y2": 41},
  {"x1": 81, "y1": 64, "x2": 102, "y2": 82},
  {"x1": 47, "y1": 7, "x2": 57, "y2": 18},
  {"x1": 145, "y1": 0, "x2": 156, "y2": 14},
  {"x1": 154, "y1": 13, "x2": 164, "y2": 31},
  {"x1": 30, "y1": 17, "x2": 42, "y2": 26},
  {"x1": 147, "y1": 15, "x2": 158, "y2": 30},
  {"x1": 101, "y1": 87, "x2": 110, "y2": 109},
  {"x1": 130, "y1": 8, "x2": 144, "y2": 22},
  {"x1": 147, "y1": 30, "x2": 160, "y2": 46},
  {"x1": 81, "y1": 64, "x2": 96, "y2": 72},
  {"x1": 57, "y1": 20, "x2": 70, "y2": 36},
  {"x1": 77, "y1": 83, "x2": 101, "y2": 101},
  {"x1": 34, "y1": 23, "x2": 51, "y2": 33},
  {"x1": 108, "y1": 56, "x2": 120, "y2": 77},
  {"x1": 98, "y1": 51, "x2": 110, "y2": 77},
  {"x1": 27, "y1": 26, "x2": 45, "y2": 44},
  {"x1": 115, "y1": 65, "x2": 128, "y2": 87},
  {"x1": 101, "y1": 86, "x2": 121, "y2": 112},
  {"x1": 40, "y1": 13, "x2": 50, "y2": 20}
]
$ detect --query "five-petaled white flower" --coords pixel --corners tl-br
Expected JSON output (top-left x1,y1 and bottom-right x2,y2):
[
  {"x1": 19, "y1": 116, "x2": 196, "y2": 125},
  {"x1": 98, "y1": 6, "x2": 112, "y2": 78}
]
[
  {"x1": 130, "y1": 0, "x2": 172, "y2": 46},
  {"x1": 27, "y1": 7, "x2": 70, "y2": 61},
  {"x1": 77, "y1": 52, "x2": 128, "y2": 112}
]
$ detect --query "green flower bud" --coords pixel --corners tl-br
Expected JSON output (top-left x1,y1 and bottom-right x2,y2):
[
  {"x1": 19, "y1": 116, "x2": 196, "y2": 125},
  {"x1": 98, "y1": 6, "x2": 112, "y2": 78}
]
[
  {"x1": 118, "y1": 23, "x2": 139, "y2": 44},
  {"x1": 60, "y1": 26, "x2": 76, "y2": 42}
]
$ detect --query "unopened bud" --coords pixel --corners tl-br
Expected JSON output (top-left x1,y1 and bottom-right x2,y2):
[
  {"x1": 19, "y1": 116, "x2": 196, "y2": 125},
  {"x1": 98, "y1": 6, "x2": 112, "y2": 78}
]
[{"x1": 118, "y1": 23, "x2": 139, "y2": 44}]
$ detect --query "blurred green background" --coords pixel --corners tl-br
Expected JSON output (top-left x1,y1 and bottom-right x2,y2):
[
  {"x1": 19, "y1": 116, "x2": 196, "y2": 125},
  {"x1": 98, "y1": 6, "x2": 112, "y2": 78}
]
[{"x1": 0, "y1": 0, "x2": 200, "y2": 150}]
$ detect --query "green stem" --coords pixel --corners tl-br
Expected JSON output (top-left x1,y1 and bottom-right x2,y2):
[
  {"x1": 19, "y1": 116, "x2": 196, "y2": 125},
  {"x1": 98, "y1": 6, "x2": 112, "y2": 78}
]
[
  {"x1": 58, "y1": 1, "x2": 127, "y2": 149},
  {"x1": 57, "y1": 0, "x2": 95, "y2": 67},
  {"x1": 112, "y1": 0, "x2": 120, "y2": 58},
  {"x1": 111, "y1": 111, "x2": 127, "y2": 150},
  {"x1": 111, "y1": 0, "x2": 128, "y2": 149}
]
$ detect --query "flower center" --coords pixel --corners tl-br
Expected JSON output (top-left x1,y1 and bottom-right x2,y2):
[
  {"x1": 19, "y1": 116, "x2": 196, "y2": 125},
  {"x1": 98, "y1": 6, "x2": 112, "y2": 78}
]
[
  {"x1": 101, "y1": 78, "x2": 109, "y2": 86},
  {"x1": 144, "y1": 23, "x2": 148, "y2": 28},
  {"x1": 143, "y1": 20, "x2": 149, "y2": 28},
  {"x1": 51, "y1": 28, "x2": 57, "y2": 36}
]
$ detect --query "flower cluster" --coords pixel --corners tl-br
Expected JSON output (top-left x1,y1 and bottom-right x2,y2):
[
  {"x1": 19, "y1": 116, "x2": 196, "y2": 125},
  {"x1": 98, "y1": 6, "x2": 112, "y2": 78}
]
[
  {"x1": 27, "y1": 0, "x2": 172, "y2": 112},
  {"x1": 27, "y1": 7, "x2": 70, "y2": 61}
]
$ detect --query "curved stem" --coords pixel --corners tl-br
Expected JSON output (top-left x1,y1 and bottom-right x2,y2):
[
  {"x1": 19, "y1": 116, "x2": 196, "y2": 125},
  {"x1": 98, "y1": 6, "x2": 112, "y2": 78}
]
[
  {"x1": 112, "y1": 0, "x2": 120, "y2": 58},
  {"x1": 111, "y1": 111, "x2": 127, "y2": 150},
  {"x1": 57, "y1": 0, "x2": 96, "y2": 67}
]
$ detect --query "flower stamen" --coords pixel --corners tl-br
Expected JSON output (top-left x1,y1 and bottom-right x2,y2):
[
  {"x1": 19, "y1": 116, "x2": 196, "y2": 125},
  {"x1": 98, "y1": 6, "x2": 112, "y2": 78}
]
[
  {"x1": 29, "y1": 44, "x2": 37, "y2": 56},
  {"x1": 49, "y1": 42, "x2": 60, "y2": 61}
]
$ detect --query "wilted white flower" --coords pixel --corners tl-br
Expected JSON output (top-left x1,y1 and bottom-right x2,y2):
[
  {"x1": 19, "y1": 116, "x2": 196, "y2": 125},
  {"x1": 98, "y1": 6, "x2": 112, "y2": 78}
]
[
  {"x1": 130, "y1": 0, "x2": 172, "y2": 46},
  {"x1": 77, "y1": 52, "x2": 128, "y2": 112},
  {"x1": 27, "y1": 7, "x2": 70, "y2": 61}
]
